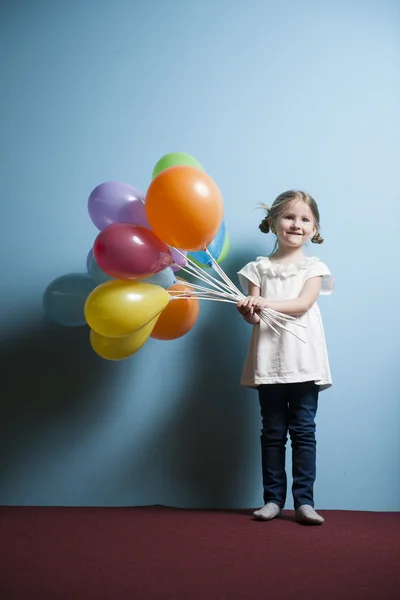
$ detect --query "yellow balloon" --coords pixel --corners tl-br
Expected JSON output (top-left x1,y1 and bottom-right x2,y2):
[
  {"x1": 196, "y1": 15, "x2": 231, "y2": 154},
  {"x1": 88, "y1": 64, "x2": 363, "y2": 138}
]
[
  {"x1": 84, "y1": 279, "x2": 170, "y2": 338},
  {"x1": 90, "y1": 317, "x2": 158, "y2": 360}
]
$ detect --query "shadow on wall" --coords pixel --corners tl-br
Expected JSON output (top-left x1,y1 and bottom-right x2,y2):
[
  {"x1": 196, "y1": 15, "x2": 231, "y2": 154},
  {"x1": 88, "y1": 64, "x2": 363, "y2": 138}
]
[
  {"x1": 147, "y1": 250, "x2": 263, "y2": 509},
  {"x1": 0, "y1": 317, "x2": 115, "y2": 482},
  {"x1": 0, "y1": 249, "x2": 263, "y2": 509}
]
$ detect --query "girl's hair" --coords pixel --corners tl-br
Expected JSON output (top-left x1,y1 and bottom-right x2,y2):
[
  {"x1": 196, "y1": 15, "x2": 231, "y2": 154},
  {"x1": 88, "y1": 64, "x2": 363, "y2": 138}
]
[{"x1": 259, "y1": 190, "x2": 324, "y2": 245}]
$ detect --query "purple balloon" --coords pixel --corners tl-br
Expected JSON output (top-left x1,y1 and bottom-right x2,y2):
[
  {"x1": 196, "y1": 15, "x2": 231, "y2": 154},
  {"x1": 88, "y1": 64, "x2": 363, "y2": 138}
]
[
  {"x1": 170, "y1": 247, "x2": 187, "y2": 272},
  {"x1": 86, "y1": 248, "x2": 94, "y2": 272},
  {"x1": 88, "y1": 181, "x2": 150, "y2": 231}
]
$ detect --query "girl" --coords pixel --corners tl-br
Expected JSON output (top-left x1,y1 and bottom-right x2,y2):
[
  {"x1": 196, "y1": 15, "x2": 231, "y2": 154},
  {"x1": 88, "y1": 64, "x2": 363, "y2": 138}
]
[{"x1": 236, "y1": 190, "x2": 334, "y2": 525}]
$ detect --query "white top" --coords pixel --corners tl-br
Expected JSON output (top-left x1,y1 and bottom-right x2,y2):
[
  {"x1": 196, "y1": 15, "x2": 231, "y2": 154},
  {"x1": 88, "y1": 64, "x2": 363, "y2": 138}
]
[{"x1": 237, "y1": 256, "x2": 334, "y2": 391}]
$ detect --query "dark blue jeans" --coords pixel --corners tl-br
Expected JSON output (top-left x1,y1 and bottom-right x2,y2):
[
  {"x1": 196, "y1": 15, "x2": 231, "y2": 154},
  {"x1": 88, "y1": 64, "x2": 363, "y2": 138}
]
[{"x1": 258, "y1": 381, "x2": 319, "y2": 509}]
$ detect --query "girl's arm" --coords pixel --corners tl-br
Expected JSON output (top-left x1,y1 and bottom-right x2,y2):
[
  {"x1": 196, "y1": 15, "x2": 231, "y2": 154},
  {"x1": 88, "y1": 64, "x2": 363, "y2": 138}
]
[
  {"x1": 253, "y1": 276, "x2": 323, "y2": 316},
  {"x1": 236, "y1": 283, "x2": 261, "y2": 324}
]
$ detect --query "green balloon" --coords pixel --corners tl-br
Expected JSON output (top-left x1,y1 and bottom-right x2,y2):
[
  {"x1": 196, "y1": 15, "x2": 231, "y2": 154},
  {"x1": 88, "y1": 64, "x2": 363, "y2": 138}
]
[
  {"x1": 152, "y1": 152, "x2": 204, "y2": 180},
  {"x1": 216, "y1": 230, "x2": 230, "y2": 265}
]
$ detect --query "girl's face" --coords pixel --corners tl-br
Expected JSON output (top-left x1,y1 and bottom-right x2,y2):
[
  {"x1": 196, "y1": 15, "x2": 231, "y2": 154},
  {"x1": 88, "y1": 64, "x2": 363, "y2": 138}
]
[{"x1": 274, "y1": 200, "x2": 317, "y2": 249}]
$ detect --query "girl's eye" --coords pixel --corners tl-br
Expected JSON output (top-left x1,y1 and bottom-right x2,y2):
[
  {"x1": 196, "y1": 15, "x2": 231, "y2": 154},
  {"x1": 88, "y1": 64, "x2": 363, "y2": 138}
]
[
  {"x1": 302, "y1": 217, "x2": 310, "y2": 222},
  {"x1": 284, "y1": 215, "x2": 294, "y2": 220}
]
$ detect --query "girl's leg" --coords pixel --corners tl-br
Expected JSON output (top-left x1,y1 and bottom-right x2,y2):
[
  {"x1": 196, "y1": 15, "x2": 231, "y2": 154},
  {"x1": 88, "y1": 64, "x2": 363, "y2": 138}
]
[
  {"x1": 287, "y1": 382, "x2": 324, "y2": 524},
  {"x1": 257, "y1": 384, "x2": 289, "y2": 511}
]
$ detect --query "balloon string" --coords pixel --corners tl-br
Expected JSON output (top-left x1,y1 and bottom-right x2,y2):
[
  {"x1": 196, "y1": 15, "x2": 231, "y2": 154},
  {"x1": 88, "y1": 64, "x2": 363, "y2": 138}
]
[
  {"x1": 169, "y1": 295, "x2": 237, "y2": 304},
  {"x1": 172, "y1": 250, "x2": 239, "y2": 296},
  {"x1": 177, "y1": 263, "x2": 232, "y2": 295},
  {"x1": 259, "y1": 310, "x2": 306, "y2": 342},
  {"x1": 263, "y1": 309, "x2": 306, "y2": 327},
  {"x1": 169, "y1": 281, "x2": 238, "y2": 301},
  {"x1": 202, "y1": 248, "x2": 306, "y2": 335},
  {"x1": 259, "y1": 313, "x2": 281, "y2": 336},
  {"x1": 204, "y1": 248, "x2": 244, "y2": 298},
  {"x1": 171, "y1": 247, "x2": 306, "y2": 341},
  {"x1": 169, "y1": 294, "x2": 305, "y2": 342}
]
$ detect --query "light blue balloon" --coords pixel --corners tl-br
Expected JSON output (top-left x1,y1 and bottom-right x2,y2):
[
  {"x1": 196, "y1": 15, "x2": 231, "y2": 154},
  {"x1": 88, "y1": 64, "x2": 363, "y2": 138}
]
[
  {"x1": 86, "y1": 248, "x2": 93, "y2": 272},
  {"x1": 142, "y1": 267, "x2": 176, "y2": 289},
  {"x1": 43, "y1": 273, "x2": 96, "y2": 327},
  {"x1": 189, "y1": 219, "x2": 226, "y2": 266},
  {"x1": 89, "y1": 256, "x2": 113, "y2": 285}
]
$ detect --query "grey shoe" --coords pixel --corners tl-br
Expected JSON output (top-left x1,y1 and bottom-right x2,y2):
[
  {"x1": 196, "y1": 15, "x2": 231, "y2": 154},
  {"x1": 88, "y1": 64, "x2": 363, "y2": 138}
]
[
  {"x1": 253, "y1": 502, "x2": 281, "y2": 521},
  {"x1": 295, "y1": 505, "x2": 324, "y2": 525}
]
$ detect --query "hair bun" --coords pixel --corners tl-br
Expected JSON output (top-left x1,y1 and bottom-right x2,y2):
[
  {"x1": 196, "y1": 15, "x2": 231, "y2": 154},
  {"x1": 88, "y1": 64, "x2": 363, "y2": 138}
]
[
  {"x1": 259, "y1": 216, "x2": 270, "y2": 234},
  {"x1": 311, "y1": 232, "x2": 324, "y2": 244}
]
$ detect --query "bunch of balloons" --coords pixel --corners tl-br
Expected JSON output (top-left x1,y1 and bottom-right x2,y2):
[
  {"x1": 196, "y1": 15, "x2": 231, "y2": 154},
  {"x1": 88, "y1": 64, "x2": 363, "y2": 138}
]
[{"x1": 43, "y1": 152, "x2": 230, "y2": 360}]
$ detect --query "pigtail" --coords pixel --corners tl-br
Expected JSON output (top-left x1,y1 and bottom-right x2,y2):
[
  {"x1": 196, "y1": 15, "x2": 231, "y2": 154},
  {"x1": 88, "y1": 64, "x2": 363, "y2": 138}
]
[
  {"x1": 258, "y1": 202, "x2": 271, "y2": 234},
  {"x1": 259, "y1": 216, "x2": 270, "y2": 234},
  {"x1": 311, "y1": 232, "x2": 324, "y2": 244}
]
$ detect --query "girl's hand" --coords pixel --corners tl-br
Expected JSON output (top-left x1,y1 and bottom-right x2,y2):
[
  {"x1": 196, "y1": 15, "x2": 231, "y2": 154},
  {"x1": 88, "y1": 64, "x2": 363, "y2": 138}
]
[
  {"x1": 252, "y1": 297, "x2": 269, "y2": 313},
  {"x1": 236, "y1": 296, "x2": 257, "y2": 316}
]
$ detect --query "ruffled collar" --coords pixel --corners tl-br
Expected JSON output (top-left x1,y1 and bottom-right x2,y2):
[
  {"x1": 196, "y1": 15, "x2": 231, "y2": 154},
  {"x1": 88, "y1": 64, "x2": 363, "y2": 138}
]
[{"x1": 257, "y1": 256, "x2": 319, "y2": 279}]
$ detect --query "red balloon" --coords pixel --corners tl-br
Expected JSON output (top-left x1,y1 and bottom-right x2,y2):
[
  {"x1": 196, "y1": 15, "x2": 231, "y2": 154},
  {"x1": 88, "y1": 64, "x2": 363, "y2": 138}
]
[{"x1": 94, "y1": 224, "x2": 173, "y2": 280}]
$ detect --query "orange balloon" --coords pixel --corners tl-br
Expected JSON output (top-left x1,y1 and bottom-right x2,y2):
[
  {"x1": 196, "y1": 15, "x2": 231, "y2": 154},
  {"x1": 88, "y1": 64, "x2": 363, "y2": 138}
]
[
  {"x1": 151, "y1": 283, "x2": 200, "y2": 340},
  {"x1": 145, "y1": 166, "x2": 224, "y2": 251}
]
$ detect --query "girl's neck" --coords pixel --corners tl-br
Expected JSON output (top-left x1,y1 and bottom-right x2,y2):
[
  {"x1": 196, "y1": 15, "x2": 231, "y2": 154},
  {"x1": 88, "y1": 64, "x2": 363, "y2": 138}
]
[{"x1": 269, "y1": 246, "x2": 306, "y2": 264}]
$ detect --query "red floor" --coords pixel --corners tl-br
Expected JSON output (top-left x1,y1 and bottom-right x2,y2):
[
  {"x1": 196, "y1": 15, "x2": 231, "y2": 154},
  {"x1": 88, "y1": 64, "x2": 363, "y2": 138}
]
[{"x1": 1, "y1": 506, "x2": 399, "y2": 599}]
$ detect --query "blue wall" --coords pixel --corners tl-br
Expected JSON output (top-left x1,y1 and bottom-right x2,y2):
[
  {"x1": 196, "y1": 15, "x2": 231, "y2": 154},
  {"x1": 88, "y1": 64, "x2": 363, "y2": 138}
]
[{"x1": 0, "y1": 0, "x2": 399, "y2": 511}]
